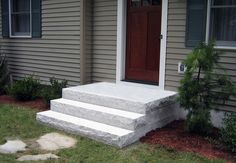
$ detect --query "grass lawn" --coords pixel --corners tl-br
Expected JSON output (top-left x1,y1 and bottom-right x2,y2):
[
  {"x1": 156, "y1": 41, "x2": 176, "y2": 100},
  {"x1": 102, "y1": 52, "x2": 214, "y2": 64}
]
[{"x1": 0, "y1": 104, "x2": 227, "y2": 163}]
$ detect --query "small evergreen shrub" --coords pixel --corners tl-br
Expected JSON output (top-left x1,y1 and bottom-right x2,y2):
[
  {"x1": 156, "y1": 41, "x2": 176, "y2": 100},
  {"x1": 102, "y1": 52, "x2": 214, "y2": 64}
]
[
  {"x1": 185, "y1": 109, "x2": 212, "y2": 135},
  {"x1": 41, "y1": 77, "x2": 67, "y2": 106},
  {"x1": 178, "y1": 41, "x2": 236, "y2": 135},
  {"x1": 0, "y1": 55, "x2": 10, "y2": 95},
  {"x1": 9, "y1": 75, "x2": 41, "y2": 101},
  {"x1": 221, "y1": 113, "x2": 236, "y2": 152}
]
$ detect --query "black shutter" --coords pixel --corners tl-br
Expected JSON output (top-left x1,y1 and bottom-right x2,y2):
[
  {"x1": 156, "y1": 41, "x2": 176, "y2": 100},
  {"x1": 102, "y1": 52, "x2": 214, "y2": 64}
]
[
  {"x1": 1, "y1": 0, "x2": 9, "y2": 38},
  {"x1": 31, "y1": 0, "x2": 41, "y2": 38},
  {"x1": 186, "y1": 0, "x2": 207, "y2": 47}
]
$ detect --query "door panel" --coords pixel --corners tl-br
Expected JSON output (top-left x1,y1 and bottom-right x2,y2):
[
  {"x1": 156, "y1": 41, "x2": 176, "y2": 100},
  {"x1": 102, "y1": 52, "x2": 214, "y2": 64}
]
[
  {"x1": 125, "y1": 0, "x2": 162, "y2": 84},
  {"x1": 146, "y1": 11, "x2": 161, "y2": 70},
  {"x1": 128, "y1": 12, "x2": 147, "y2": 70}
]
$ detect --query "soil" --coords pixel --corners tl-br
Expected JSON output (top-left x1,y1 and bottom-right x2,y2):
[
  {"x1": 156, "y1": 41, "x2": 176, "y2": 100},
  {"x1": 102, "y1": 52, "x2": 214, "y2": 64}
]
[
  {"x1": 0, "y1": 95, "x2": 48, "y2": 111},
  {"x1": 140, "y1": 120, "x2": 235, "y2": 162}
]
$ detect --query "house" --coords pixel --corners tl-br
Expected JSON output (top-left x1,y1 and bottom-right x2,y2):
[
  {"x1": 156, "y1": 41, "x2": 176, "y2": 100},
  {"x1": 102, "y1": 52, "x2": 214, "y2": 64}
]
[{"x1": 0, "y1": 0, "x2": 235, "y2": 147}]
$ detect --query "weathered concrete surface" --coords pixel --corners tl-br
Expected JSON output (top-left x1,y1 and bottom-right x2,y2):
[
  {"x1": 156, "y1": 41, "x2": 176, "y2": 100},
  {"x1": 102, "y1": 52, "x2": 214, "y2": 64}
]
[
  {"x1": 0, "y1": 140, "x2": 26, "y2": 154},
  {"x1": 36, "y1": 133, "x2": 77, "y2": 151},
  {"x1": 17, "y1": 153, "x2": 59, "y2": 161}
]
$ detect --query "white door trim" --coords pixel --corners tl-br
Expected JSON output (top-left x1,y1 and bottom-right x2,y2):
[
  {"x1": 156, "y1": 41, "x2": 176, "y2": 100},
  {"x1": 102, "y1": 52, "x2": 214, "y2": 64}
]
[{"x1": 116, "y1": 0, "x2": 168, "y2": 90}]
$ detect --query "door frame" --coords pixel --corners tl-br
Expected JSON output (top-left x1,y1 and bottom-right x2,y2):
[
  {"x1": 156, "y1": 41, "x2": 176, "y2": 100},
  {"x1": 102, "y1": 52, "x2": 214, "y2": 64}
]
[{"x1": 116, "y1": 0, "x2": 168, "y2": 90}]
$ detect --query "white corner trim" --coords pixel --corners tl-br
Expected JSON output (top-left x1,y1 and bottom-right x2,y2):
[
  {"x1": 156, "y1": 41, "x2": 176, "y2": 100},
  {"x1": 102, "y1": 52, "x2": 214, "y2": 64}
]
[
  {"x1": 159, "y1": 0, "x2": 168, "y2": 90},
  {"x1": 205, "y1": 0, "x2": 211, "y2": 43},
  {"x1": 116, "y1": 0, "x2": 126, "y2": 84},
  {"x1": 116, "y1": 0, "x2": 168, "y2": 90}
]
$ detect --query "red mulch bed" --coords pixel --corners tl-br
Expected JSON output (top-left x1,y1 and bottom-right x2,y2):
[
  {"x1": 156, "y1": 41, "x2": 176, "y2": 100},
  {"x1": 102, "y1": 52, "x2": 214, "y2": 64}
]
[
  {"x1": 0, "y1": 95, "x2": 49, "y2": 111},
  {"x1": 140, "y1": 120, "x2": 236, "y2": 162}
]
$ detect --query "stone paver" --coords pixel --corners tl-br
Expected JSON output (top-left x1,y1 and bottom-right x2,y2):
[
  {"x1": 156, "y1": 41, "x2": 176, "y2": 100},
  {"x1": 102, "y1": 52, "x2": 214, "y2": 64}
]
[
  {"x1": 0, "y1": 140, "x2": 26, "y2": 154},
  {"x1": 17, "y1": 153, "x2": 59, "y2": 161},
  {"x1": 36, "y1": 133, "x2": 77, "y2": 151}
]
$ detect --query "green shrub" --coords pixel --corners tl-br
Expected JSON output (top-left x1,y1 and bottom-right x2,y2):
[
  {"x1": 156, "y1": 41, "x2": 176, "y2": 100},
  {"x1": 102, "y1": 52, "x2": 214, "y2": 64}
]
[
  {"x1": 0, "y1": 55, "x2": 10, "y2": 95},
  {"x1": 178, "y1": 41, "x2": 236, "y2": 135},
  {"x1": 185, "y1": 109, "x2": 212, "y2": 135},
  {"x1": 221, "y1": 113, "x2": 236, "y2": 152},
  {"x1": 41, "y1": 77, "x2": 67, "y2": 106},
  {"x1": 9, "y1": 75, "x2": 41, "y2": 101}
]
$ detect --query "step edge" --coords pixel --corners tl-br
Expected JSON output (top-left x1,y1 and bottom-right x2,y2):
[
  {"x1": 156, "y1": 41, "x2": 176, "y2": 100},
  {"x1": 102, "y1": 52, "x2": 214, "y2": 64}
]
[
  {"x1": 51, "y1": 98, "x2": 144, "y2": 119},
  {"x1": 37, "y1": 111, "x2": 133, "y2": 136},
  {"x1": 37, "y1": 113, "x2": 137, "y2": 148}
]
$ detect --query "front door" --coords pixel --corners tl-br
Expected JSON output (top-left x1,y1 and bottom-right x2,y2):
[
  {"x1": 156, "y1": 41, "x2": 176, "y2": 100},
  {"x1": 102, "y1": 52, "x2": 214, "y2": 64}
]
[{"x1": 125, "y1": 0, "x2": 162, "y2": 84}]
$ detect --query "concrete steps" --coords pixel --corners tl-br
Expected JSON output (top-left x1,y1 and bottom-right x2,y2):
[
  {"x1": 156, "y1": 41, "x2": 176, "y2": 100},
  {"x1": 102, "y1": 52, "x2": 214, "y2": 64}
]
[
  {"x1": 37, "y1": 82, "x2": 178, "y2": 148},
  {"x1": 37, "y1": 111, "x2": 135, "y2": 148},
  {"x1": 51, "y1": 98, "x2": 146, "y2": 130}
]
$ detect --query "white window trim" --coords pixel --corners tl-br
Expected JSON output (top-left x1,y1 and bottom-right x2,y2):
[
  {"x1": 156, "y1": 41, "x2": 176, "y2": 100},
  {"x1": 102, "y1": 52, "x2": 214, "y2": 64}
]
[
  {"x1": 116, "y1": 0, "x2": 168, "y2": 90},
  {"x1": 206, "y1": 0, "x2": 236, "y2": 50},
  {"x1": 8, "y1": 0, "x2": 32, "y2": 38}
]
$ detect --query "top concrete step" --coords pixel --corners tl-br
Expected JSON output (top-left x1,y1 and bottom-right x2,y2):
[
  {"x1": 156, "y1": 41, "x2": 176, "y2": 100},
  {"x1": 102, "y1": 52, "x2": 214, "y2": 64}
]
[{"x1": 63, "y1": 82, "x2": 177, "y2": 114}]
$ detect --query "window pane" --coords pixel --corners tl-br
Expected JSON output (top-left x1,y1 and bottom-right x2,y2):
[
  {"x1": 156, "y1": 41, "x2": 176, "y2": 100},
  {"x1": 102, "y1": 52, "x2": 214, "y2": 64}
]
[
  {"x1": 131, "y1": 0, "x2": 141, "y2": 7},
  {"x1": 12, "y1": 0, "x2": 30, "y2": 13},
  {"x1": 11, "y1": 14, "x2": 30, "y2": 36},
  {"x1": 143, "y1": 0, "x2": 152, "y2": 6},
  {"x1": 152, "y1": 0, "x2": 161, "y2": 5},
  {"x1": 210, "y1": 8, "x2": 236, "y2": 43},
  {"x1": 212, "y1": 0, "x2": 236, "y2": 6}
]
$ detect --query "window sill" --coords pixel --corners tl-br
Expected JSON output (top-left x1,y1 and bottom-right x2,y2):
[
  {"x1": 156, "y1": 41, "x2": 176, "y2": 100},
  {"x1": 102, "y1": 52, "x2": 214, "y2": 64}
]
[
  {"x1": 9, "y1": 35, "x2": 32, "y2": 38},
  {"x1": 214, "y1": 46, "x2": 236, "y2": 51}
]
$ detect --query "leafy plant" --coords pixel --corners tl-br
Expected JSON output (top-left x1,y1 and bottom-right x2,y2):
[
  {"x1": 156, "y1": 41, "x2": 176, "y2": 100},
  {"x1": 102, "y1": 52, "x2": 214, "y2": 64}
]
[
  {"x1": 0, "y1": 55, "x2": 10, "y2": 95},
  {"x1": 178, "y1": 41, "x2": 236, "y2": 135},
  {"x1": 221, "y1": 113, "x2": 236, "y2": 152},
  {"x1": 41, "y1": 77, "x2": 67, "y2": 106},
  {"x1": 9, "y1": 75, "x2": 41, "y2": 101}
]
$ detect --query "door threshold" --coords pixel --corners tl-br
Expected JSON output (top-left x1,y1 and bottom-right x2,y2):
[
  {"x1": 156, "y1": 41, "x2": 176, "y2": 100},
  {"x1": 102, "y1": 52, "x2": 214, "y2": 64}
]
[
  {"x1": 117, "y1": 80, "x2": 163, "y2": 90},
  {"x1": 122, "y1": 79, "x2": 159, "y2": 86}
]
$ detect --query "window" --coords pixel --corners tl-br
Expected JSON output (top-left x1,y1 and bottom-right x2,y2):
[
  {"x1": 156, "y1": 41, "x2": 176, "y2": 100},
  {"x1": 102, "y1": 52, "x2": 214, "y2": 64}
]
[
  {"x1": 9, "y1": 0, "x2": 31, "y2": 37},
  {"x1": 130, "y1": 0, "x2": 161, "y2": 7},
  {"x1": 209, "y1": 0, "x2": 236, "y2": 47}
]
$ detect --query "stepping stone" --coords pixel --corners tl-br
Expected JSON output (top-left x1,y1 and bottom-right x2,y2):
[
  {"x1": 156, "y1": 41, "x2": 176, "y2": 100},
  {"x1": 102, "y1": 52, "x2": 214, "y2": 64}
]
[
  {"x1": 36, "y1": 133, "x2": 77, "y2": 151},
  {"x1": 17, "y1": 153, "x2": 59, "y2": 161},
  {"x1": 0, "y1": 140, "x2": 26, "y2": 154}
]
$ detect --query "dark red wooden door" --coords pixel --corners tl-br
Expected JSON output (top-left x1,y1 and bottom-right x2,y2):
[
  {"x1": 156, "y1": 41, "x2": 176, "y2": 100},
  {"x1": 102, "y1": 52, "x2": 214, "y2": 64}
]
[{"x1": 125, "y1": 0, "x2": 162, "y2": 84}]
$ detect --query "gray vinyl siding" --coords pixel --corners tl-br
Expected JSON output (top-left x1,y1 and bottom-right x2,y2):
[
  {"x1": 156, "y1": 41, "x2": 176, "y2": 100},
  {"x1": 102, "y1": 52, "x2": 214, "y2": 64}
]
[
  {"x1": 166, "y1": 0, "x2": 236, "y2": 112},
  {"x1": 1, "y1": 0, "x2": 81, "y2": 86},
  {"x1": 91, "y1": 0, "x2": 117, "y2": 82}
]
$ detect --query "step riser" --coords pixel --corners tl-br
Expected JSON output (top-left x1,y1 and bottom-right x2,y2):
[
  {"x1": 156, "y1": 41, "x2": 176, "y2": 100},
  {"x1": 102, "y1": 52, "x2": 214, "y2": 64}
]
[
  {"x1": 135, "y1": 114, "x2": 177, "y2": 139},
  {"x1": 62, "y1": 90, "x2": 146, "y2": 114},
  {"x1": 145, "y1": 103, "x2": 178, "y2": 124},
  {"x1": 36, "y1": 108, "x2": 177, "y2": 148},
  {"x1": 36, "y1": 114, "x2": 136, "y2": 148},
  {"x1": 51, "y1": 101, "x2": 146, "y2": 130}
]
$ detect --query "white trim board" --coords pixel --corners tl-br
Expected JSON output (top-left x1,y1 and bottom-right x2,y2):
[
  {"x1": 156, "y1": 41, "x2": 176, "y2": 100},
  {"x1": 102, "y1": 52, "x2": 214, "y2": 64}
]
[{"x1": 116, "y1": 0, "x2": 168, "y2": 90}]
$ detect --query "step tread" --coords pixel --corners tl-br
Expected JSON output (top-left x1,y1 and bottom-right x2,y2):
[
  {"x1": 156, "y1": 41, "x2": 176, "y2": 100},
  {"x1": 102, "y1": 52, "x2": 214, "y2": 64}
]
[
  {"x1": 64, "y1": 82, "x2": 177, "y2": 103},
  {"x1": 37, "y1": 111, "x2": 133, "y2": 136},
  {"x1": 52, "y1": 98, "x2": 144, "y2": 119}
]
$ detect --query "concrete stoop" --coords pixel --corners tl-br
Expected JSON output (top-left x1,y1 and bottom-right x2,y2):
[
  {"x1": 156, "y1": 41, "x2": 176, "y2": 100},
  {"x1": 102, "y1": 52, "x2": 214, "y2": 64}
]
[{"x1": 37, "y1": 82, "x2": 178, "y2": 148}]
